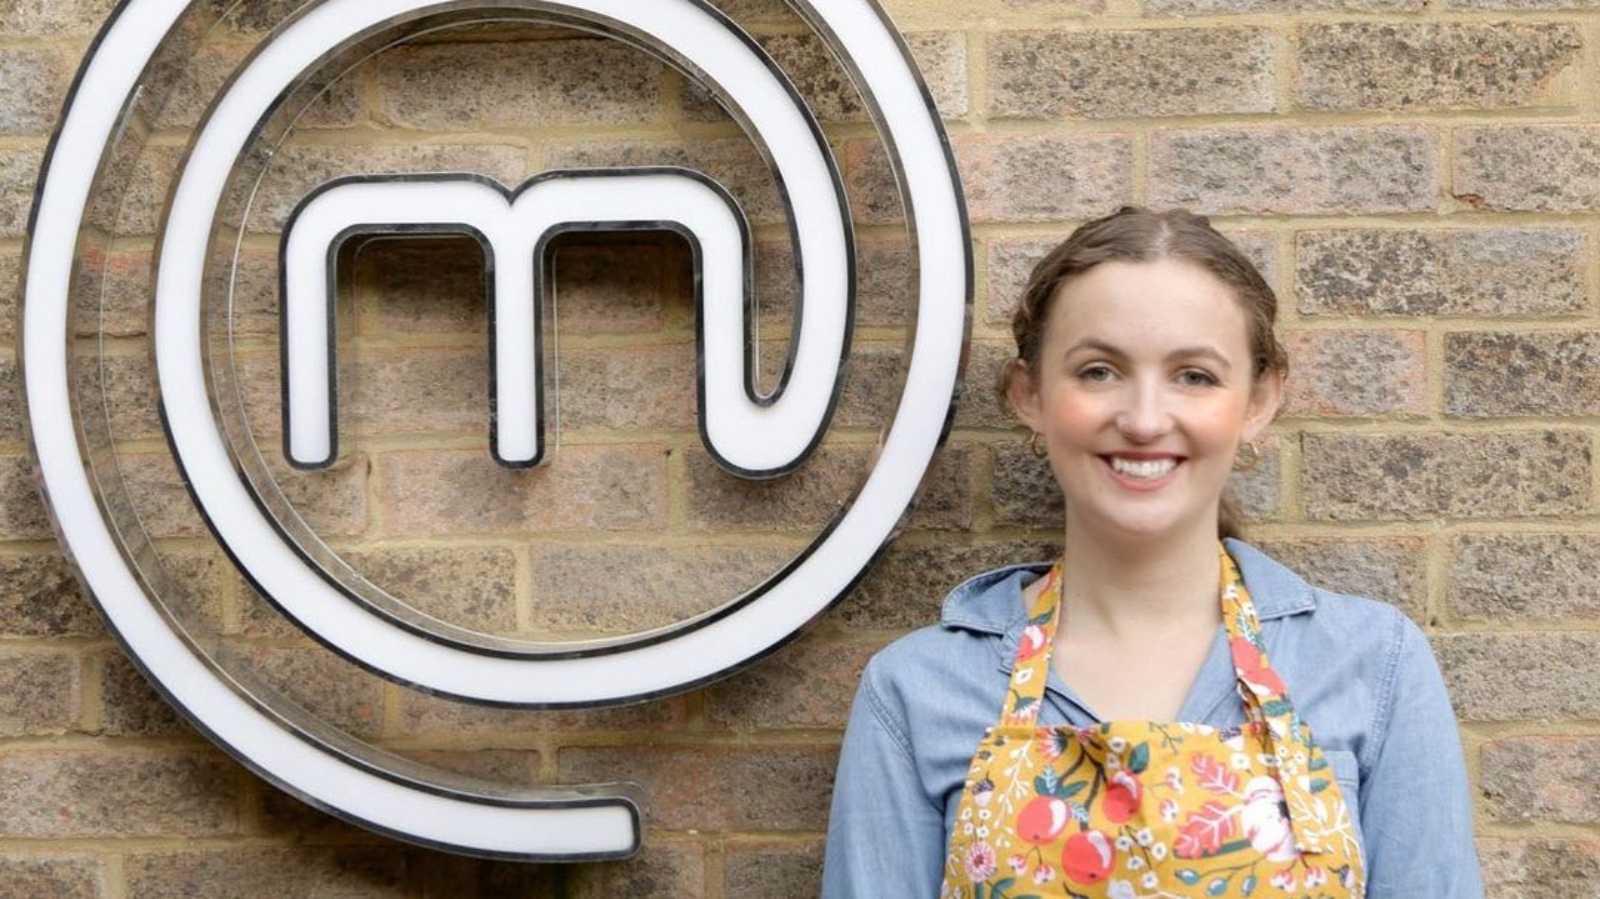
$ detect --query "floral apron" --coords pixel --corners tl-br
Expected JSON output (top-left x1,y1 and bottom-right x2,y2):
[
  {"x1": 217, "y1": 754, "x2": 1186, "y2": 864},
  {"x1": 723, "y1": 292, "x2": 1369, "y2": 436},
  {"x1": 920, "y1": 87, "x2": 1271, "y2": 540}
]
[{"x1": 941, "y1": 547, "x2": 1365, "y2": 899}]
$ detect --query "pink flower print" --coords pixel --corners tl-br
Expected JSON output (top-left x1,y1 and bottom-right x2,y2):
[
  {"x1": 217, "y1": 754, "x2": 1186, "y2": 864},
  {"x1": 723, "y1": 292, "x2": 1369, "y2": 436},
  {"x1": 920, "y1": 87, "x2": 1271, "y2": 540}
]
[
  {"x1": 1036, "y1": 727, "x2": 1066, "y2": 761},
  {"x1": 1305, "y1": 865, "x2": 1327, "y2": 888},
  {"x1": 1240, "y1": 776, "x2": 1300, "y2": 862},
  {"x1": 1159, "y1": 798, "x2": 1180, "y2": 823},
  {"x1": 1008, "y1": 854, "x2": 1028, "y2": 876},
  {"x1": 1103, "y1": 770, "x2": 1142, "y2": 824},
  {"x1": 1163, "y1": 767, "x2": 1184, "y2": 793},
  {"x1": 964, "y1": 841, "x2": 998, "y2": 882},
  {"x1": 1270, "y1": 868, "x2": 1297, "y2": 891},
  {"x1": 1033, "y1": 864, "x2": 1056, "y2": 885}
]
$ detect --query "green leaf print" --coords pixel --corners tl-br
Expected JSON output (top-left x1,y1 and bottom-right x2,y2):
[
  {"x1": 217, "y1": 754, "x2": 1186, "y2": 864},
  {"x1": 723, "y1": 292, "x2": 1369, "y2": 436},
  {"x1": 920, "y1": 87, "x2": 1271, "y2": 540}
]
[
  {"x1": 1310, "y1": 777, "x2": 1330, "y2": 793},
  {"x1": 1128, "y1": 741, "x2": 1150, "y2": 773},
  {"x1": 1176, "y1": 869, "x2": 1201, "y2": 885}
]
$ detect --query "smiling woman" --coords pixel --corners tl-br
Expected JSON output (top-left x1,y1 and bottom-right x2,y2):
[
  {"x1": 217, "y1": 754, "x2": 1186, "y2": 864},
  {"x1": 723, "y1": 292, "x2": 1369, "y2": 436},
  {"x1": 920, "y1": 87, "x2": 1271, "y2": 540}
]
[{"x1": 822, "y1": 208, "x2": 1483, "y2": 899}]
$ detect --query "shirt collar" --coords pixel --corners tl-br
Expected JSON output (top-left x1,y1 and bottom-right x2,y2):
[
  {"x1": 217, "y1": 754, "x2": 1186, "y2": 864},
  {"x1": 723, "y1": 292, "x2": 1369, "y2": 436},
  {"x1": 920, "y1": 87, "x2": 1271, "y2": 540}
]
[{"x1": 938, "y1": 538, "x2": 1318, "y2": 644}]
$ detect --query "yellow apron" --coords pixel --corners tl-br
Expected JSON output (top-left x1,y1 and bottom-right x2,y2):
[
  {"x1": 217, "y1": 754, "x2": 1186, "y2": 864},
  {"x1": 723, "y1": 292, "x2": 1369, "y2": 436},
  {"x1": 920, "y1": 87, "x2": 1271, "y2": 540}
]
[{"x1": 941, "y1": 548, "x2": 1365, "y2": 899}]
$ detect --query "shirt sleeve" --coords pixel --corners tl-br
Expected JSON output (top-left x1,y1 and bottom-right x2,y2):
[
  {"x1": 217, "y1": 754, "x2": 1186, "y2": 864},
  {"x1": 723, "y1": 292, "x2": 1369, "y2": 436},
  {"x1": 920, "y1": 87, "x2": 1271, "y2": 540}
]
[
  {"x1": 1357, "y1": 614, "x2": 1484, "y2": 898},
  {"x1": 823, "y1": 657, "x2": 947, "y2": 899}
]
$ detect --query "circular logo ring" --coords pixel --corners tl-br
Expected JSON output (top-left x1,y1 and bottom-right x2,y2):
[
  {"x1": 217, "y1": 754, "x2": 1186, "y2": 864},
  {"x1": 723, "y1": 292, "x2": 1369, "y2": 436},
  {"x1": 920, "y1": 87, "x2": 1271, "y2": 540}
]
[{"x1": 24, "y1": 0, "x2": 969, "y2": 858}]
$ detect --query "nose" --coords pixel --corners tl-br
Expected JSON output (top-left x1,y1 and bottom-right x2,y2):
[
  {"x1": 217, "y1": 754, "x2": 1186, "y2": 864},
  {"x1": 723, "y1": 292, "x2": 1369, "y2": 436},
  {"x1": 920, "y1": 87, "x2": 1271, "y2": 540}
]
[{"x1": 1115, "y1": 380, "x2": 1171, "y2": 443}]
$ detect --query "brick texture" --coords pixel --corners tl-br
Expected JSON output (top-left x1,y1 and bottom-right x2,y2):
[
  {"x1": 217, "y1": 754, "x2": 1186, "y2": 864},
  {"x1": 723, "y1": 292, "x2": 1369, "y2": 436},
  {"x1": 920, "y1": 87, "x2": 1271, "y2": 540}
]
[
  {"x1": 1435, "y1": 633, "x2": 1600, "y2": 720},
  {"x1": 1481, "y1": 737, "x2": 1600, "y2": 824},
  {"x1": 1296, "y1": 228, "x2": 1587, "y2": 317},
  {"x1": 1280, "y1": 329, "x2": 1427, "y2": 417},
  {"x1": 1150, "y1": 127, "x2": 1437, "y2": 215},
  {"x1": 1447, "y1": 332, "x2": 1600, "y2": 417},
  {"x1": 1455, "y1": 126, "x2": 1600, "y2": 211},
  {"x1": 12, "y1": 0, "x2": 1600, "y2": 891},
  {"x1": 989, "y1": 28, "x2": 1274, "y2": 119},
  {"x1": 0, "y1": 749, "x2": 238, "y2": 837},
  {"x1": 1295, "y1": 22, "x2": 1581, "y2": 111},
  {"x1": 1302, "y1": 431, "x2": 1590, "y2": 520},
  {"x1": 1450, "y1": 534, "x2": 1600, "y2": 620}
]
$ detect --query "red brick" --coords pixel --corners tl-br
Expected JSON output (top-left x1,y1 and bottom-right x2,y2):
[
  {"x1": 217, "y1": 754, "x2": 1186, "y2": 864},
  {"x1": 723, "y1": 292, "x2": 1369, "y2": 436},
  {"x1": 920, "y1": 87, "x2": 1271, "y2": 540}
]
[
  {"x1": 559, "y1": 744, "x2": 837, "y2": 830},
  {"x1": 1150, "y1": 127, "x2": 1437, "y2": 215},
  {"x1": 703, "y1": 632, "x2": 881, "y2": 730},
  {"x1": 376, "y1": 444, "x2": 668, "y2": 536},
  {"x1": 399, "y1": 688, "x2": 685, "y2": 736},
  {"x1": 249, "y1": 143, "x2": 530, "y2": 234},
  {"x1": 955, "y1": 134, "x2": 1134, "y2": 225},
  {"x1": 231, "y1": 642, "x2": 386, "y2": 738},
  {"x1": 125, "y1": 847, "x2": 409, "y2": 899},
  {"x1": 1251, "y1": 537, "x2": 1427, "y2": 624},
  {"x1": 548, "y1": 138, "x2": 786, "y2": 225},
  {"x1": 0, "y1": 552, "x2": 104, "y2": 638},
  {"x1": 0, "y1": 46, "x2": 74, "y2": 136},
  {"x1": 1280, "y1": 329, "x2": 1427, "y2": 418},
  {"x1": 0, "y1": 854, "x2": 101, "y2": 899},
  {"x1": 839, "y1": 539, "x2": 1059, "y2": 632},
  {"x1": 95, "y1": 650, "x2": 190, "y2": 738},
  {"x1": 568, "y1": 840, "x2": 705, "y2": 899},
  {"x1": 1455, "y1": 126, "x2": 1600, "y2": 211},
  {"x1": 1295, "y1": 22, "x2": 1580, "y2": 112},
  {"x1": 376, "y1": 39, "x2": 662, "y2": 131},
  {"x1": 1451, "y1": 534, "x2": 1600, "y2": 621},
  {"x1": 724, "y1": 840, "x2": 825, "y2": 898},
  {"x1": 1477, "y1": 837, "x2": 1600, "y2": 899},
  {"x1": 1434, "y1": 633, "x2": 1600, "y2": 721},
  {"x1": 990, "y1": 28, "x2": 1274, "y2": 119},
  {"x1": 526, "y1": 543, "x2": 794, "y2": 635},
  {"x1": 0, "y1": 455, "x2": 52, "y2": 539},
  {"x1": 0, "y1": 749, "x2": 239, "y2": 837},
  {"x1": 1447, "y1": 331, "x2": 1600, "y2": 417},
  {"x1": 556, "y1": 343, "x2": 698, "y2": 433},
  {"x1": 0, "y1": 650, "x2": 77, "y2": 737},
  {"x1": 1482, "y1": 737, "x2": 1600, "y2": 824},
  {"x1": 155, "y1": 43, "x2": 362, "y2": 132},
  {"x1": 1303, "y1": 431, "x2": 1590, "y2": 520},
  {"x1": 1295, "y1": 228, "x2": 1587, "y2": 317},
  {"x1": 342, "y1": 545, "x2": 518, "y2": 635},
  {"x1": 0, "y1": 147, "x2": 43, "y2": 239}
]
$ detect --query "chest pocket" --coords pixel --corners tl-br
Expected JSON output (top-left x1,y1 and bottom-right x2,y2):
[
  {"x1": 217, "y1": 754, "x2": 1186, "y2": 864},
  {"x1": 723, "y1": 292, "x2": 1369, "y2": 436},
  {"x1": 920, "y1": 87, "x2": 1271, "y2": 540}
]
[{"x1": 1323, "y1": 749, "x2": 1365, "y2": 863}]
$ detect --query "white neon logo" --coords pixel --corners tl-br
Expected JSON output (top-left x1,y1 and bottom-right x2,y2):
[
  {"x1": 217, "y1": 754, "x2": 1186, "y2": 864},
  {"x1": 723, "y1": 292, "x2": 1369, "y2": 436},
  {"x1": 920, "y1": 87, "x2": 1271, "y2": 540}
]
[
  {"x1": 280, "y1": 168, "x2": 845, "y2": 475},
  {"x1": 24, "y1": 0, "x2": 970, "y2": 861}
]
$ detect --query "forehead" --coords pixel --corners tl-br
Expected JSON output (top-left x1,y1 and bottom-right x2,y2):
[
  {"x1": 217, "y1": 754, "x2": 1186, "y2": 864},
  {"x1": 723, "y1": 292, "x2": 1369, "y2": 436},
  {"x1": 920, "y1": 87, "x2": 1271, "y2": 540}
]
[{"x1": 1045, "y1": 257, "x2": 1250, "y2": 352}]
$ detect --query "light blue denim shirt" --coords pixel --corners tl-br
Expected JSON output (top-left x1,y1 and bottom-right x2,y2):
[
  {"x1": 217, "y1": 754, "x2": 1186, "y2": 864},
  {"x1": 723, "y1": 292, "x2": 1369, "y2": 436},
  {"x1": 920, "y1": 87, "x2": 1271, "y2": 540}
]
[{"x1": 823, "y1": 539, "x2": 1482, "y2": 898}]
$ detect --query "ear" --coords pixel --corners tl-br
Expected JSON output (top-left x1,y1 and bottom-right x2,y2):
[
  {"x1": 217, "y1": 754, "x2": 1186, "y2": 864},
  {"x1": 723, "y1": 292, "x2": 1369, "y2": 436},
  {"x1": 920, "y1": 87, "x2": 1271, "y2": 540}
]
[
  {"x1": 1004, "y1": 358, "x2": 1044, "y2": 432},
  {"x1": 1242, "y1": 368, "x2": 1284, "y2": 442}
]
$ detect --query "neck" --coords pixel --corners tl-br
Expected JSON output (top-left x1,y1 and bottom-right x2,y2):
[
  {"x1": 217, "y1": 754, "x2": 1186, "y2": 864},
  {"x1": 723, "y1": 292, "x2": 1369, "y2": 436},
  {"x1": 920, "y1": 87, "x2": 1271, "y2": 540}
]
[{"x1": 1055, "y1": 520, "x2": 1223, "y2": 641}]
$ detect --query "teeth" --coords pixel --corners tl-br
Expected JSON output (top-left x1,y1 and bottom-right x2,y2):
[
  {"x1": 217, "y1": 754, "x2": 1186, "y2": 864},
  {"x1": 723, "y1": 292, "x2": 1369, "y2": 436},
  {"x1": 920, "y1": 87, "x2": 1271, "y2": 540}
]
[{"x1": 1110, "y1": 457, "x2": 1176, "y2": 479}]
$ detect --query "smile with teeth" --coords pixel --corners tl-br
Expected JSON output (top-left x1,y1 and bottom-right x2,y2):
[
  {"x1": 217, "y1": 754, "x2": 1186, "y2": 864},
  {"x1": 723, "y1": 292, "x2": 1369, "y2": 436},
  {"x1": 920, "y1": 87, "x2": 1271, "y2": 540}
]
[{"x1": 1108, "y1": 456, "x2": 1178, "y2": 479}]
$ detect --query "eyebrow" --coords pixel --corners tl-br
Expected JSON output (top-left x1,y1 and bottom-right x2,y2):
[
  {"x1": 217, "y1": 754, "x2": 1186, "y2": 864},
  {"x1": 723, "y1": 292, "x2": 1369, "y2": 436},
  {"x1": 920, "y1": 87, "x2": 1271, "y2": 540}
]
[{"x1": 1063, "y1": 338, "x2": 1234, "y2": 370}]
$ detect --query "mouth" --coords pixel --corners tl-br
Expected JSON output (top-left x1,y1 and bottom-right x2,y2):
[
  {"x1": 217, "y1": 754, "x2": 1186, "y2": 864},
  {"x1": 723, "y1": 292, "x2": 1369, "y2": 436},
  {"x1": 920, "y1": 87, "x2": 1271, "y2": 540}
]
[{"x1": 1105, "y1": 455, "x2": 1180, "y2": 481}]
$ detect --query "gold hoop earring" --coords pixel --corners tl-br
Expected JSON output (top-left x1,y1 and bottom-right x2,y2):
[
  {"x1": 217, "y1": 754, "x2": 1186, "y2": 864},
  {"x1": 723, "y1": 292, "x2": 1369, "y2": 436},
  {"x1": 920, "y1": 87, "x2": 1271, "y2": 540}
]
[
  {"x1": 1029, "y1": 431, "x2": 1048, "y2": 459},
  {"x1": 1234, "y1": 441, "x2": 1261, "y2": 472}
]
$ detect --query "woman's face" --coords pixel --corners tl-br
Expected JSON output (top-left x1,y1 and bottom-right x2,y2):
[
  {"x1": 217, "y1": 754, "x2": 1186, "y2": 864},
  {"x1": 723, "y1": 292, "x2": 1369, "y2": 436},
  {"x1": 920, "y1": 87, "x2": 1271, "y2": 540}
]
[{"x1": 1008, "y1": 257, "x2": 1282, "y2": 546}]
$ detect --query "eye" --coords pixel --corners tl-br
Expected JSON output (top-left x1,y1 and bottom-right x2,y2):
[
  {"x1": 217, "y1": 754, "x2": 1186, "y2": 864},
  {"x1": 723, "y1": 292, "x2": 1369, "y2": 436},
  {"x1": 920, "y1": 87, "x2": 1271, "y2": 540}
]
[
  {"x1": 1176, "y1": 368, "x2": 1219, "y2": 388},
  {"x1": 1077, "y1": 363, "x2": 1116, "y2": 383}
]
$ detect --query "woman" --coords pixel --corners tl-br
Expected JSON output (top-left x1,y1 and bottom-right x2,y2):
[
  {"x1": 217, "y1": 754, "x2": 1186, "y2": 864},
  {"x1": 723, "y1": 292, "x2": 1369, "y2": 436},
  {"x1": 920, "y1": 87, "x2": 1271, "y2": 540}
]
[{"x1": 822, "y1": 208, "x2": 1480, "y2": 898}]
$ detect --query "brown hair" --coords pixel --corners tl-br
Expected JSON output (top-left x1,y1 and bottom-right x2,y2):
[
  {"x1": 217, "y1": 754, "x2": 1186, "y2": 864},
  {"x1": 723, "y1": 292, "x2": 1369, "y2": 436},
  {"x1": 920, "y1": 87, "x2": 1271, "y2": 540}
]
[{"x1": 1002, "y1": 206, "x2": 1288, "y2": 539}]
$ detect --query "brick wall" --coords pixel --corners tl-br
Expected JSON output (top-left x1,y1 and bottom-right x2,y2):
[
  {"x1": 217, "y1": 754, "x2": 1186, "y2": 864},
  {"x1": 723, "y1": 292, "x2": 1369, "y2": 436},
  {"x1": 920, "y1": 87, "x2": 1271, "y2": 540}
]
[{"x1": 2, "y1": 0, "x2": 1597, "y2": 895}]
